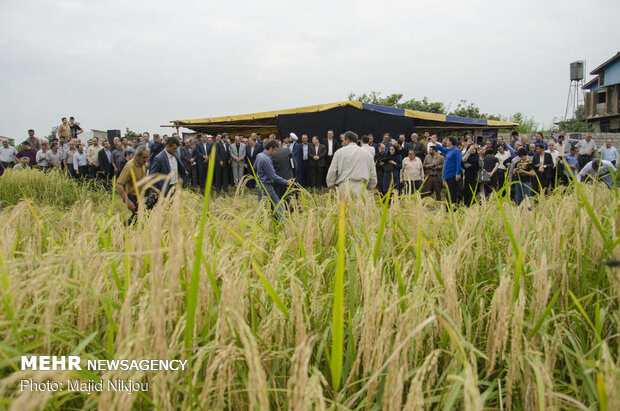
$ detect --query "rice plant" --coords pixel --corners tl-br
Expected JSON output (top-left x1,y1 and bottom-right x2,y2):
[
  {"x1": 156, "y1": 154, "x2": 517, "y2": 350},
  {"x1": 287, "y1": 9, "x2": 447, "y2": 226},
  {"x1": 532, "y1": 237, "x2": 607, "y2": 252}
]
[{"x1": 0, "y1": 170, "x2": 618, "y2": 410}]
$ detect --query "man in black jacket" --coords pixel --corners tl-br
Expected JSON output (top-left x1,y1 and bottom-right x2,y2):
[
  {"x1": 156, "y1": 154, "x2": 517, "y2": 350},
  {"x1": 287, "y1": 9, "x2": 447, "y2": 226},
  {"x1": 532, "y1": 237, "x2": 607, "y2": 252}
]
[
  {"x1": 308, "y1": 136, "x2": 327, "y2": 188},
  {"x1": 245, "y1": 136, "x2": 262, "y2": 188},
  {"x1": 192, "y1": 133, "x2": 213, "y2": 191},
  {"x1": 532, "y1": 144, "x2": 554, "y2": 194},
  {"x1": 214, "y1": 134, "x2": 230, "y2": 192},
  {"x1": 97, "y1": 140, "x2": 115, "y2": 181},
  {"x1": 179, "y1": 137, "x2": 195, "y2": 188},
  {"x1": 323, "y1": 129, "x2": 338, "y2": 181},
  {"x1": 272, "y1": 142, "x2": 296, "y2": 202},
  {"x1": 410, "y1": 133, "x2": 426, "y2": 162}
]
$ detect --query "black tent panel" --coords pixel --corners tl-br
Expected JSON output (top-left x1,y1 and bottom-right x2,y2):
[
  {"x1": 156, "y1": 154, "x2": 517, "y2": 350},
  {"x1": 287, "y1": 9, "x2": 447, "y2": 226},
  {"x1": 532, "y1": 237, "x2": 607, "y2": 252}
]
[
  {"x1": 276, "y1": 107, "x2": 348, "y2": 142},
  {"x1": 276, "y1": 106, "x2": 416, "y2": 142},
  {"x1": 344, "y1": 106, "x2": 415, "y2": 140},
  {"x1": 481, "y1": 128, "x2": 498, "y2": 141}
]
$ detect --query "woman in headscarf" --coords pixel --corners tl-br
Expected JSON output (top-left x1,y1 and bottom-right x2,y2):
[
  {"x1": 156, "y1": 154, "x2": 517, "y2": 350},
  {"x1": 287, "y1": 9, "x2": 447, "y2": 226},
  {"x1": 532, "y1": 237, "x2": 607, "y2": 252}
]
[
  {"x1": 374, "y1": 143, "x2": 386, "y2": 193},
  {"x1": 381, "y1": 145, "x2": 402, "y2": 196}
]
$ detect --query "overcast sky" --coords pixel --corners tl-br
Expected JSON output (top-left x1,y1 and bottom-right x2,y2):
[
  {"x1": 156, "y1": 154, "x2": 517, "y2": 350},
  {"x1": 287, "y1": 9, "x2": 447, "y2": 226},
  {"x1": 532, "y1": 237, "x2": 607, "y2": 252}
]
[{"x1": 1, "y1": 0, "x2": 618, "y2": 140}]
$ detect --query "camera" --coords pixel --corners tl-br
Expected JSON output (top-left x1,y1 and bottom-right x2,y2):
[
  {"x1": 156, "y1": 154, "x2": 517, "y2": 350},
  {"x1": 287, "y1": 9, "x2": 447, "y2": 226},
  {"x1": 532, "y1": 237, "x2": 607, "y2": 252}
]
[{"x1": 145, "y1": 190, "x2": 158, "y2": 209}]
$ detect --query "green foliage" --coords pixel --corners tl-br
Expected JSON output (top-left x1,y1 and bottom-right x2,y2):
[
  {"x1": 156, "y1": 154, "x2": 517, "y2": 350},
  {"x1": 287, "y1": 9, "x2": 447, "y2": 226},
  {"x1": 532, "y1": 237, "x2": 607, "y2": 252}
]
[
  {"x1": 124, "y1": 128, "x2": 142, "y2": 140},
  {"x1": 500, "y1": 112, "x2": 539, "y2": 134},
  {"x1": 554, "y1": 118, "x2": 594, "y2": 132},
  {"x1": 553, "y1": 106, "x2": 595, "y2": 132},
  {"x1": 449, "y1": 99, "x2": 501, "y2": 120},
  {"x1": 47, "y1": 126, "x2": 58, "y2": 140},
  {"x1": 576, "y1": 104, "x2": 586, "y2": 121},
  {"x1": 348, "y1": 91, "x2": 446, "y2": 114},
  {"x1": 0, "y1": 169, "x2": 116, "y2": 209}
]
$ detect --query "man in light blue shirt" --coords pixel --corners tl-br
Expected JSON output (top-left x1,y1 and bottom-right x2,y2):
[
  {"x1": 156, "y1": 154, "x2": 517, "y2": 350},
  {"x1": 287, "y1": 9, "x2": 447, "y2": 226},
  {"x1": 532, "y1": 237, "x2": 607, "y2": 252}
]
[
  {"x1": 598, "y1": 139, "x2": 618, "y2": 166},
  {"x1": 564, "y1": 146, "x2": 579, "y2": 180},
  {"x1": 255, "y1": 140, "x2": 294, "y2": 220}
]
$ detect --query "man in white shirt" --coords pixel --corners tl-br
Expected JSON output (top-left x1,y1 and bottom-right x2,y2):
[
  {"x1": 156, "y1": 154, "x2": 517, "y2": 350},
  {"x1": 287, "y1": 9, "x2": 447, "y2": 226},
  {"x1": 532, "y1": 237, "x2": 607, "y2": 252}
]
[
  {"x1": 63, "y1": 140, "x2": 77, "y2": 177},
  {"x1": 427, "y1": 134, "x2": 437, "y2": 154},
  {"x1": 87, "y1": 138, "x2": 100, "y2": 178},
  {"x1": 556, "y1": 134, "x2": 568, "y2": 156},
  {"x1": 360, "y1": 135, "x2": 375, "y2": 157},
  {"x1": 166, "y1": 150, "x2": 178, "y2": 185},
  {"x1": 546, "y1": 141, "x2": 560, "y2": 167},
  {"x1": 0, "y1": 139, "x2": 18, "y2": 168},
  {"x1": 575, "y1": 134, "x2": 597, "y2": 170},
  {"x1": 13, "y1": 157, "x2": 31, "y2": 170},
  {"x1": 546, "y1": 140, "x2": 562, "y2": 189},
  {"x1": 36, "y1": 141, "x2": 50, "y2": 169},
  {"x1": 577, "y1": 159, "x2": 617, "y2": 188},
  {"x1": 326, "y1": 131, "x2": 377, "y2": 198},
  {"x1": 73, "y1": 143, "x2": 89, "y2": 178}
]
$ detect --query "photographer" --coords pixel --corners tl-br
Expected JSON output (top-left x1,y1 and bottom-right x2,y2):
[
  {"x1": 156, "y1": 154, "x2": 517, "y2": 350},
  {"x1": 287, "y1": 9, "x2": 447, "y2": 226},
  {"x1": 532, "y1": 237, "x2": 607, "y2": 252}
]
[
  {"x1": 461, "y1": 142, "x2": 480, "y2": 206},
  {"x1": 116, "y1": 145, "x2": 160, "y2": 226}
]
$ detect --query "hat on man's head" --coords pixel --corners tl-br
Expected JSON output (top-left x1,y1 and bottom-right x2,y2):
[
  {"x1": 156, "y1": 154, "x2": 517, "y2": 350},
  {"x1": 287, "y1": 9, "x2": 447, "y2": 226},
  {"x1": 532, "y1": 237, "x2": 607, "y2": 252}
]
[{"x1": 290, "y1": 133, "x2": 298, "y2": 141}]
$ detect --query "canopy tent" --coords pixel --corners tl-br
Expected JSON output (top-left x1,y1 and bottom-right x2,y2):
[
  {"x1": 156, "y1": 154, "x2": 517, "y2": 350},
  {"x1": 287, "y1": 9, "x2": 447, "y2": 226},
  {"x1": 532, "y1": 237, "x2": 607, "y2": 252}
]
[{"x1": 171, "y1": 100, "x2": 518, "y2": 139}]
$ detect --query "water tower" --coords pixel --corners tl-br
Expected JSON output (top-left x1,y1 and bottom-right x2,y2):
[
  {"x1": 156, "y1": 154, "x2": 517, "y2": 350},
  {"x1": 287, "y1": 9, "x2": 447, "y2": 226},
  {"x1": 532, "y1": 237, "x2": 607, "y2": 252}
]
[{"x1": 564, "y1": 60, "x2": 585, "y2": 120}]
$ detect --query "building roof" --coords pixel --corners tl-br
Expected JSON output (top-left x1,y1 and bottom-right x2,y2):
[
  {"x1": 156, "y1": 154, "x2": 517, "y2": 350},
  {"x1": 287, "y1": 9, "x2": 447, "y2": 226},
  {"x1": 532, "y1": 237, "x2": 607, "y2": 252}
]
[
  {"x1": 582, "y1": 77, "x2": 599, "y2": 90},
  {"x1": 589, "y1": 51, "x2": 620, "y2": 75},
  {"x1": 172, "y1": 100, "x2": 517, "y2": 135}
]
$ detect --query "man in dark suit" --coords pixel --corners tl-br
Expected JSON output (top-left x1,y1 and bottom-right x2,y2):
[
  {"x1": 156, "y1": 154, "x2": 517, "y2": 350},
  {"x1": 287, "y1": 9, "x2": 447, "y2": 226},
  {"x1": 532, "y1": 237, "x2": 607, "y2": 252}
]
[
  {"x1": 214, "y1": 134, "x2": 230, "y2": 192},
  {"x1": 288, "y1": 133, "x2": 303, "y2": 184},
  {"x1": 395, "y1": 140, "x2": 408, "y2": 159},
  {"x1": 532, "y1": 143, "x2": 554, "y2": 194},
  {"x1": 410, "y1": 133, "x2": 426, "y2": 162},
  {"x1": 179, "y1": 137, "x2": 194, "y2": 188},
  {"x1": 149, "y1": 134, "x2": 164, "y2": 164},
  {"x1": 150, "y1": 136, "x2": 187, "y2": 196},
  {"x1": 272, "y1": 142, "x2": 297, "y2": 200},
  {"x1": 97, "y1": 140, "x2": 115, "y2": 180},
  {"x1": 245, "y1": 136, "x2": 262, "y2": 188},
  {"x1": 308, "y1": 136, "x2": 327, "y2": 188},
  {"x1": 397, "y1": 134, "x2": 410, "y2": 151},
  {"x1": 192, "y1": 133, "x2": 213, "y2": 191}
]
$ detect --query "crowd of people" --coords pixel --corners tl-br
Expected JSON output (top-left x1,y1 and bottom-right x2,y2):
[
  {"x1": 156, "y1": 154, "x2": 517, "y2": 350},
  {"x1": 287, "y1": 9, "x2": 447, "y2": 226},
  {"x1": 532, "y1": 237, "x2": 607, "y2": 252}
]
[{"x1": 1, "y1": 119, "x2": 618, "y2": 221}]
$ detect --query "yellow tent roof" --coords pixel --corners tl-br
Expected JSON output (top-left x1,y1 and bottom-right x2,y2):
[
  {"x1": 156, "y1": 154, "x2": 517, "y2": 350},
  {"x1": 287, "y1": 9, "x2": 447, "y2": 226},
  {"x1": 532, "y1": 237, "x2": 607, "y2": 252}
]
[{"x1": 172, "y1": 100, "x2": 517, "y2": 133}]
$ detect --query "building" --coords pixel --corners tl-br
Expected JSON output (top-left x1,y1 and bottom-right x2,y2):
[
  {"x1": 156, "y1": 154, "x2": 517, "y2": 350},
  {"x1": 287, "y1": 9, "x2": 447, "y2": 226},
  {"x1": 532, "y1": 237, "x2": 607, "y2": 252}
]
[
  {"x1": 583, "y1": 52, "x2": 620, "y2": 132},
  {"x1": 171, "y1": 100, "x2": 517, "y2": 139}
]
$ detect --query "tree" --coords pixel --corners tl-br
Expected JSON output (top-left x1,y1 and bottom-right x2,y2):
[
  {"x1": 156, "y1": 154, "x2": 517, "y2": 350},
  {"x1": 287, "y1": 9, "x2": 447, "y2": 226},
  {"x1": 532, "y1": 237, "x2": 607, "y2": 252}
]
[
  {"x1": 48, "y1": 126, "x2": 58, "y2": 140},
  {"x1": 552, "y1": 105, "x2": 594, "y2": 132},
  {"x1": 575, "y1": 104, "x2": 586, "y2": 122},
  {"x1": 124, "y1": 128, "x2": 141, "y2": 140},
  {"x1": 501, "y1": 112, "x2": 539, "y2": 134},
  {"x1": 449, "y1": 99, "x2": 501, "y2": 120},
  {"x1": 348, "y1": 92, "x2": 446, "y2": 114}
]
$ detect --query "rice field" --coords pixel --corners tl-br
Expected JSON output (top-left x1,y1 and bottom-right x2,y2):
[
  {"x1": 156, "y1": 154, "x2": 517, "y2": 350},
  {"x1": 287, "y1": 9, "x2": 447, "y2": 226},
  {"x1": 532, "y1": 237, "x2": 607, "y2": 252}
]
[{"x1": 0, "y1": 169, "x2": 618, "y2": 410}]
